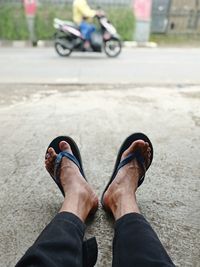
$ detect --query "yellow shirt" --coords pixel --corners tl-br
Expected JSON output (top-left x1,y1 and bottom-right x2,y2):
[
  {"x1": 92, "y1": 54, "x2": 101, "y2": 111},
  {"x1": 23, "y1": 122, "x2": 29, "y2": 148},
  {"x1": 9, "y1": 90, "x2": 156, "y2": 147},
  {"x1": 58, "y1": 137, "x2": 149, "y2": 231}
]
[{"x1": 73, "y1": 0, "x2": 96, "y2": 24}]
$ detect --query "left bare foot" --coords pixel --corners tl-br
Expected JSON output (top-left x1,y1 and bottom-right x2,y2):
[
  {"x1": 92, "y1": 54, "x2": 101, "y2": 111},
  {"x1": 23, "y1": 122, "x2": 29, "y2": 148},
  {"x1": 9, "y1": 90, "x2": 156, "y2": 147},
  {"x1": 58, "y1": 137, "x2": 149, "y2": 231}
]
[{"x1": 45, "y1": 141, "x2": 99, "y2": 222}]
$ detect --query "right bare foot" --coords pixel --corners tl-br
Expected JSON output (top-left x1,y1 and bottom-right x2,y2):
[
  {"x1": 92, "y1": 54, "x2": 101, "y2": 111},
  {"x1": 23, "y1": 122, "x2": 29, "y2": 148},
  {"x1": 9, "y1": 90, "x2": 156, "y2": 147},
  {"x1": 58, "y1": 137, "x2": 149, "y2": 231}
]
[
  {"x1": 45, "y1": 141, "x2": 99, "y2": 222},
  {"x1": 103, "y1": 140, "x2": 151, "y2": 220}
]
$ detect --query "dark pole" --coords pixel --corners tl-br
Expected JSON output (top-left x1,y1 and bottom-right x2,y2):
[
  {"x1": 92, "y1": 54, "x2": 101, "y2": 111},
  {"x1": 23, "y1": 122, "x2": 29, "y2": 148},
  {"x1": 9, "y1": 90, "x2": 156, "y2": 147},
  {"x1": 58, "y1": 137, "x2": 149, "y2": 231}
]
[{"x1": 194, "y1": 0, "x2": 199, "y2": 29}]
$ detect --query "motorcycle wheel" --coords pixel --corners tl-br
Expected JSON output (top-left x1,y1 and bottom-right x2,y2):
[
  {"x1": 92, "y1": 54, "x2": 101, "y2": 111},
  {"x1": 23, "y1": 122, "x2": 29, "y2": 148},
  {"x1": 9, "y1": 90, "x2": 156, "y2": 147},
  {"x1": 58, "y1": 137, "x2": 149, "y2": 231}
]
[
  {"x1": 104, "y1": 38, "x2": 122, "y2": 58},
  {"x1": 55, "y1": 42, "x2": 72, "y2": 57}
]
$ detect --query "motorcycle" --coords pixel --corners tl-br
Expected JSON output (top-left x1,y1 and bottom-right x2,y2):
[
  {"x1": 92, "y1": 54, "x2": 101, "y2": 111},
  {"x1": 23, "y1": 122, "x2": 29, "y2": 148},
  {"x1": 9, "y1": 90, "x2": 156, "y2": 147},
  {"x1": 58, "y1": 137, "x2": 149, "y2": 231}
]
[{"x1": 53, "y1": 12, "x2": 122, "y2": 58}]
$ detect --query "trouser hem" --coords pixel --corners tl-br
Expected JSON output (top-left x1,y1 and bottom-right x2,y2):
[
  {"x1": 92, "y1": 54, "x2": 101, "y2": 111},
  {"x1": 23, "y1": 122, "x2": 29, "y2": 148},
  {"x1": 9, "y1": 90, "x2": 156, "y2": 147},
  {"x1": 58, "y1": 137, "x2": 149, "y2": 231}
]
[{"x1": 51, "y1": 211, "x2": 86, "y2": 236}]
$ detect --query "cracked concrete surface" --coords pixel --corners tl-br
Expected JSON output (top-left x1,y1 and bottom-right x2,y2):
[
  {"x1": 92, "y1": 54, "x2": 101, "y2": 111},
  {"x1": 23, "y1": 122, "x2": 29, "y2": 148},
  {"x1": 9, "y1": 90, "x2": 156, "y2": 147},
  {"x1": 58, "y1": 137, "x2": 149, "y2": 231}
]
[{"x1": 0, "y1": 84, "x2": 199, "y2": 267}]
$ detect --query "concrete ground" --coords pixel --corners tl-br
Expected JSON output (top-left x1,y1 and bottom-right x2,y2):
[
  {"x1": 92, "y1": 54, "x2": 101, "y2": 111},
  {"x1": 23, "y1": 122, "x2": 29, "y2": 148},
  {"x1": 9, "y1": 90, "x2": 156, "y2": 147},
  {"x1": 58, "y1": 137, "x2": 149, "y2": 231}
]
[{"x1": 0, "y1": 83, "x2": 199, "y2": 267}]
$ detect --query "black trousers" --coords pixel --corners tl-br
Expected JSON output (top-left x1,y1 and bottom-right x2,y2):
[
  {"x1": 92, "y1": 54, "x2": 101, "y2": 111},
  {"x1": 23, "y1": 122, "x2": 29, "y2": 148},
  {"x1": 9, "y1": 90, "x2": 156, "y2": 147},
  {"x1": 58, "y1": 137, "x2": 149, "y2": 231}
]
[{"x1": 16, "y1": 212, "x2": 175, "y2": 267}]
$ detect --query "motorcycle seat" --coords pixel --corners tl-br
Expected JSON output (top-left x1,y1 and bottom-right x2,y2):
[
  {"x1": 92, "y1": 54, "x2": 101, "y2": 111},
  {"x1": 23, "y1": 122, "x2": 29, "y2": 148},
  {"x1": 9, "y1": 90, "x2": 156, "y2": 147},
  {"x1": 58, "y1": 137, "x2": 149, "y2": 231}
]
[{"x1": 54, "y1": 18, "x2": 79, "y2": 29}]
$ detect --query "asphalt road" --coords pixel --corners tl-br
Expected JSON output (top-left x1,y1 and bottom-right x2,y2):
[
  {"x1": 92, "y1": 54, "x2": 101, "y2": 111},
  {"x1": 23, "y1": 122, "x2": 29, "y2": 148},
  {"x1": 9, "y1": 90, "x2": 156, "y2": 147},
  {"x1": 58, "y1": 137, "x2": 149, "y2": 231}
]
[{"x1": 0, "y1": 47, "x2": 200, "y2": 84}]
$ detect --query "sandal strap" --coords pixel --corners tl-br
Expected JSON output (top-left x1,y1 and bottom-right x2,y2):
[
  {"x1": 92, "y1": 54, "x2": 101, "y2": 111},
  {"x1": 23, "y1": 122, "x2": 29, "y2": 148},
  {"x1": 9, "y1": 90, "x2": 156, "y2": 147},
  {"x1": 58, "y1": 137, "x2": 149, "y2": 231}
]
[
  {"x1": 54, "y1": 151, "x2": 84, "y2": 183},
  {"x1": 115, "y1": 150, "x2": 146, "y2": 185}
]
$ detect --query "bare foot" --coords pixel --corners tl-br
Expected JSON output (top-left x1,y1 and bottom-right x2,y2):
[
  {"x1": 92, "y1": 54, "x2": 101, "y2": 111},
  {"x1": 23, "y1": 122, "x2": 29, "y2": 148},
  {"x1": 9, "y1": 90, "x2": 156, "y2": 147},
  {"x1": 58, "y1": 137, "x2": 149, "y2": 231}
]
[
  {"x1": 103, "y1": 140, "x2": 151, "y2": 220},
  {"x1": 45, "y1": 141, "x2": 99, "y2": 222}
]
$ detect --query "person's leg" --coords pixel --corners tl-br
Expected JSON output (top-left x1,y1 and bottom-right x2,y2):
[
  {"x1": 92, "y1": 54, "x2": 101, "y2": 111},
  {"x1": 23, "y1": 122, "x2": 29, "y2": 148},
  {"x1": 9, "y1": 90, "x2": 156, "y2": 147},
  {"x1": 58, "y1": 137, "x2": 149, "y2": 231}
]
[
  {"x1": 103, "y1": 140, "x2": 175, "y2": 267},
  {"x1": 80, "y1": 21, "x2": 88, "y2": 40},
  {"x1": 16, "y1": 141, "x2": 98, "y2": 267},
  {"x1": 80, "y1": 22, "x2": 95, "y2": 41},
  {"x1": 85, "y1": 24, "x2": 96, "y2": 41},
  {"x1": 26, "y1": 16, "x2": 37, "y2": 46},
  {"x1": 80, "y1": 21, "x2": 95, "y2": 51}
]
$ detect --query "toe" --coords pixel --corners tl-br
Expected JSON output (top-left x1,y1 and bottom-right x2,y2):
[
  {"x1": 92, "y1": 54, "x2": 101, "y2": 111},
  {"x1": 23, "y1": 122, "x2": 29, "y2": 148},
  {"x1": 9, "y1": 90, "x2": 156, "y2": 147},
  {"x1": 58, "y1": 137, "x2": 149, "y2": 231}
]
[
  {"x1": 45, "y1": 147, "x2": 57, "y2": 174},
  {"x1": 46, "y1": 147, "x2": 56, "y2": 161},
  {"x1": 45, "y1": 153, "x2": 50, "y2": 159},
  {"x1": 48, "y1": 147, "x2": 56, "y2": 156},
  {"x1": 122, "y1": 139, "x2": 151, "y2": 168},
  {"x1": 59, "y1": 141, "x2": 72, "y2": 154},
  {"x1": 123, "y1": 140, "x2": 145, "y2": 159},
  {"x1": 47, "y1": 147, "x2": 56, "y2": 163},
  {"x1": 144, "y1": 142, "x2": 149, "y2": 152}
]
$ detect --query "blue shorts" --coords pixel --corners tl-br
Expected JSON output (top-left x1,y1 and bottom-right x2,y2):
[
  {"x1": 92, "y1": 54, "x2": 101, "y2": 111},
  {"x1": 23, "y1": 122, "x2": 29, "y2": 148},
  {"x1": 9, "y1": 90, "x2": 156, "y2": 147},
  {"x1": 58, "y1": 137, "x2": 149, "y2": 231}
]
[{"x1": 80, "y1": 21, "x2": 96, "y2": 41}]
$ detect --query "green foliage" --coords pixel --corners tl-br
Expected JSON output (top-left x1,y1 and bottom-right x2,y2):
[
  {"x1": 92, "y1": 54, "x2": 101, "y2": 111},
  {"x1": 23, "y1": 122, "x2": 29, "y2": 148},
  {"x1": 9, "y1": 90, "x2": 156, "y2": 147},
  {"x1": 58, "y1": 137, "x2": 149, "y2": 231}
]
[
  {"x1": 35, "y1": 4, "x2": 72, "y2": 40},
  {"x1": 106, "y1": 7, "x2": 135, "y2": 41},
  {"x1": 0, "y1": 4, "x2": 29, "y2": 40},
  {"x1": 0, "y1": 4, "x2": 135, "y2": 41}
]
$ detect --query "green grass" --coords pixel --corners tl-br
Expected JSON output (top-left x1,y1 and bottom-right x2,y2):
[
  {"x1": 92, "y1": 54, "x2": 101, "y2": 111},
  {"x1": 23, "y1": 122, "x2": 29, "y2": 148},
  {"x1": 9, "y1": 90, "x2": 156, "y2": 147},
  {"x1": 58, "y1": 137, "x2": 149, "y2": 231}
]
[
  {"x1": 1, "y1": 4, "x2": 200, "y2": 44},
  {"x1": 0, "y1": 5, "x2": 29, "y2": 39},
  {"x1": 105, "y1": 7, "x2": 135, "y2": 41},
  {"x1": 0, "y1": 4, "x2": 135, "y2": 41},
  {"x1": 35, "y1": 4, "x2": 73, "y2": 40}
]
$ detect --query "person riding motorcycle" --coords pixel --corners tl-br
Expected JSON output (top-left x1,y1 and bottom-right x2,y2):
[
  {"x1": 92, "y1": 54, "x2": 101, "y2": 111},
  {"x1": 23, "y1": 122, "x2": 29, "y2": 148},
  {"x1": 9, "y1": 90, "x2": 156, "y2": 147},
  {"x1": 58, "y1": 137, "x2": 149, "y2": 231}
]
[
  {"x1": 73, "y1": 0, "x2": 100, "y2": 50},
  {"x1": 53, "y1": 1, "x2": 121, "y2": 57}
]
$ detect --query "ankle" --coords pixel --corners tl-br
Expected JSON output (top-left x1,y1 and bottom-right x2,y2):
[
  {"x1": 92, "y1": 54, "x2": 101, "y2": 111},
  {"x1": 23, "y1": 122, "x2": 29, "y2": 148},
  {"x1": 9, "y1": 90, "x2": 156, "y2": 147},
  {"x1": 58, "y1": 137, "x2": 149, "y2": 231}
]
[
  {"x1": 59, "y1": 188, "x2": 98, "y2": 222},
  {"x1": 115, "y1": 195, "x2": 140, "y2": 220},
  {"x1": 59, "y1": 197, "x2": 88, "y2": 222},
  {"x1": 61, "y1": 175, "x2": 84, "y2": 196},
  {"x1": 104, "y1": 189, "x2": 140, "y2": 220}
]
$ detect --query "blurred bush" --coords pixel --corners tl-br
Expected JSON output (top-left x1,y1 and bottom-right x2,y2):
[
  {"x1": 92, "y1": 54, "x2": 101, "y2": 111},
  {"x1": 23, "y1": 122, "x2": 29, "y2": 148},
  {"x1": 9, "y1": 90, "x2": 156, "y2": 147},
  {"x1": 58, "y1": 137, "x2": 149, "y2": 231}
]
[
  {"x1": 106, "y1": 7, "x2": 135, "y2": 41},
  {"x1": 0, "y1": 4, "x2": 134, "y2": 41},
  {"x1": 0, "y1": 5, "x2": 29, "y2": 40}
]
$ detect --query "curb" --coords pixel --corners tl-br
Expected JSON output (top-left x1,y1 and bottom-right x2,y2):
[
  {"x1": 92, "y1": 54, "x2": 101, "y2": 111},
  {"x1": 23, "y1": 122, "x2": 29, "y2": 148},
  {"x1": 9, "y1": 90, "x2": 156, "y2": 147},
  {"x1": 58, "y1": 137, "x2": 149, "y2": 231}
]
[
  {"x1": 0, "y1": 40, "x2": 53, "y2": 48},
  {"x1": 123, "y1": 41, "x2": 157, "y2": 48},
  {"x1": 0, "y1": 40, "x2": 157, "y2": 48}
]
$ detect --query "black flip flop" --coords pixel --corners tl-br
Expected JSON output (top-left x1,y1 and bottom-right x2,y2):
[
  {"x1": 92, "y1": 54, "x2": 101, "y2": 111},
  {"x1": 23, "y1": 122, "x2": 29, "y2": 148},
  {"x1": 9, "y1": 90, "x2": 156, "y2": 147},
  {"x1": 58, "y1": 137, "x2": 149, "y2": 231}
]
[
  {"x1": 101, "y1": 132, "x2": 153, "y2": 208},
  {"x1": 45, "y1": 136, "x2": 86, "y2": 196}
]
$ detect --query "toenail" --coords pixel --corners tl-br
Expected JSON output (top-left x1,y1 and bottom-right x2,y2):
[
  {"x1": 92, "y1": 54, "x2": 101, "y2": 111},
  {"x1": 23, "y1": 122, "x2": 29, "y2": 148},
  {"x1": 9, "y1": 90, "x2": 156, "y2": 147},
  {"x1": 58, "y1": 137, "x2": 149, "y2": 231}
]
[{"x1": 60, "y1": 141, "x2": 69, "y2": 149}]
